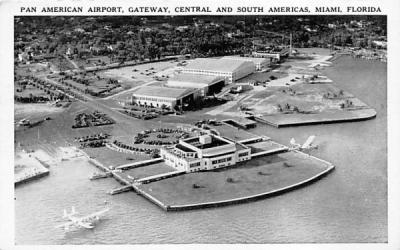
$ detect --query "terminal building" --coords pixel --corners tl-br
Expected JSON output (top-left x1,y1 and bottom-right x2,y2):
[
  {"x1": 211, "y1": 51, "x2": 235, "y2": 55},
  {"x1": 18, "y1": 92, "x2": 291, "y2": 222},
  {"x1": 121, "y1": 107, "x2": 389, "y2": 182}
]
[
  {"x1": 166, "y1": 73, "x2": 225, "y2": 96},
  {"x1": 160, "y1": 134, "x2": 251, "y2": 172},
  {"x1": 251, "y1": 47, "x2": 290, "y2": 63},
  {"x1": 222, "y1": 56, "x2": 270, "y2": 71},
  {"x1": 131, "y1": 86, "x2": 199, "y2": 109},
  {"x1": 181, "y1": 58, "x2": 256, "y2": 83}
]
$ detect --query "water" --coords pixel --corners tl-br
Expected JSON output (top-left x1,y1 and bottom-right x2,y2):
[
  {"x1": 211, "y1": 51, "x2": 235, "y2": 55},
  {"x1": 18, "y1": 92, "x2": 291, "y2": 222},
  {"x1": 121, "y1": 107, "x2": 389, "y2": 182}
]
[{"x1": 15, "y1": 56, "x2": 387, "y2": 244}]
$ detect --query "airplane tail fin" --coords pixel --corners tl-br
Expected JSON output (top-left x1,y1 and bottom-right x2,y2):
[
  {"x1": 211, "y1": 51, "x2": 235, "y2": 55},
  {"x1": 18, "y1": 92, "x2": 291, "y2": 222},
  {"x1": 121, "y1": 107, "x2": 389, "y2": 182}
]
[
  {"x1": 63, "y1": 207, "x2": 77, "y2": 219},
  {"x1": 290, "y1": 138, "x2": 296, "y2": 145},
  {"x1": 301, "y1": 135, "x2": 316, "y2": 149}
]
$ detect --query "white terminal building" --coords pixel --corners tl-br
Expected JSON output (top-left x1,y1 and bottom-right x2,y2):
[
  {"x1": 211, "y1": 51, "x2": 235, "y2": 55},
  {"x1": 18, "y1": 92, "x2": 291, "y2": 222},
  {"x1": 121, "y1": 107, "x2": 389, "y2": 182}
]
[
  {"x1": 222, "y1": 56, "x2": 270, "y2": 71},
  {"x1": 181, "y1": 58, "x2": 256, "y2": 83},
  {"x1": 160, "y1": 134, "x2": 251, "y2": 172}
]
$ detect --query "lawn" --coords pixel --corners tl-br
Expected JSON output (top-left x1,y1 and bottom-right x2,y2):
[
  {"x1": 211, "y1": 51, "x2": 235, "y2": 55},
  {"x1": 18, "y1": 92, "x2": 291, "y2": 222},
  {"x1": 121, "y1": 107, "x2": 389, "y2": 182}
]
[
  {"x1": 83, "y1": 146, "x2": 150, "y2": 168},
  {"x1": 140, "y1": 151, "x2": 332, "y2": 206}
]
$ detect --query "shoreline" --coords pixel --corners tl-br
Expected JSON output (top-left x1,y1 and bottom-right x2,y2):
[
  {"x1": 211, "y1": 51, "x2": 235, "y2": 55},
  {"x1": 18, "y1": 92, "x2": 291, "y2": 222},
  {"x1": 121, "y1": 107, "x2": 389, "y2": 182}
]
[{"x1": 255, "y1": 109, "x2": 377, "y2": 127}]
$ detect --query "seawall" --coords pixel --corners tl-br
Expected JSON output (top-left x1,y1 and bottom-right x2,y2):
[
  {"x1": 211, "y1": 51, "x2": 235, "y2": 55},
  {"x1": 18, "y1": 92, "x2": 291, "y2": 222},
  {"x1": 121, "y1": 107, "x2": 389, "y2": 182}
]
[
  {"x1": 256, "y1": 111, "x2": 377, "y2": 128},
  {"x1": 139, "y1": 163, "x2": 335, "y2": 211}
]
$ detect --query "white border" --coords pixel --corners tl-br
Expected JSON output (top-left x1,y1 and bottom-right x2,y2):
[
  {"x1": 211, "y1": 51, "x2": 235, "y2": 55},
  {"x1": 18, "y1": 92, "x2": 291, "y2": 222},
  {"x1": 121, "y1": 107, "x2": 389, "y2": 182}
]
[{"x1": 1, "y1": 0, "x2": 399, "y2": 249}]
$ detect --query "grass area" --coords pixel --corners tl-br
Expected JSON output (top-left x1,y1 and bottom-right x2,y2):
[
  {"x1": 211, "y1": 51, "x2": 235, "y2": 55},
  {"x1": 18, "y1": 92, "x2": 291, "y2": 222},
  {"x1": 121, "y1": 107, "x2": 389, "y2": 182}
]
[
  {"x1": 48, "y1": 57, "x2": 75, "y2": 71},
  {"x1": 140, "y1": 151, "x2": 331, "y2": 206},
  {"x1": 83, "y1": 146, "x2": 150, "y2": 168},
  {"x1": 74, "y1": 56, "x2": 112, "y2": 68},
  {"x1": 15, "y1": 63, "x2": 52, "y2": 76},
  {"x1": 14, "y1": 86, "x2": 48, "y2": 98},
  {"x1": 98, "y1": 60, "x2": 179, "y2": 84},
  {"x1": 15, "y1": 102, "x2": 113, "y2": 149}
]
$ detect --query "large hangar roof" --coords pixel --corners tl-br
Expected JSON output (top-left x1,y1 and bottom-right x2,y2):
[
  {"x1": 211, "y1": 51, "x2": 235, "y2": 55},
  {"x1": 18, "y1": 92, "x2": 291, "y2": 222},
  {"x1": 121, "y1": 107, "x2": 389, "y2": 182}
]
[
  {"x1": 222, "y1": 56, "x2": 268, "y2": 64},
  {"x1": 168, "y1": 73, "x2": 224, "y2": 85},
  {"x1": 132, "y1": 86, "x2": 194, "y2": 99},
  {"x1": 184, "y1": 58, "x2": 255, "y2": 73}
]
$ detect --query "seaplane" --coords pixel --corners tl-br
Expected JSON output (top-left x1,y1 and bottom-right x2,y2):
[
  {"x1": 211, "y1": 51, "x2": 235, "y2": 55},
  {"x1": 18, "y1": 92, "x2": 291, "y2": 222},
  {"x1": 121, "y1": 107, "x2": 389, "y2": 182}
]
[
  {"x1": 55, "y1": 206, "x2": 110, "y2": 231},
  {"x1": 290, "y1": 135, "x2": 318, "y2": 151}
]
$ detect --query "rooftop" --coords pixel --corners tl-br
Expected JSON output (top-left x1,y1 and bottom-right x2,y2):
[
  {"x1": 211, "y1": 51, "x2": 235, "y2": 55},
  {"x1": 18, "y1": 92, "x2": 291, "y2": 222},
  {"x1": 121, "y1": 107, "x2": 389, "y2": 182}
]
[
  {"x1": 184, "y1": 135, "x2": 230, "y2": 149},
  {"x1": 222, "y1": 56, "x2": 268, "y2": 64},
  {"x1": 235, "y1": 142, "x2": 248, "y2": 151},
  {"x1": 132, "y1": 86, "x2": 195, "y2": 99},
  {"x1": 168, "y1": 73, "x2": 224, "y2": 85},
  {"x1": 175, "y1": 143, "x2": 195, "y2": 153},
  {"x1": 184, "y1": 58, "x2": 254, "y2": 73}
]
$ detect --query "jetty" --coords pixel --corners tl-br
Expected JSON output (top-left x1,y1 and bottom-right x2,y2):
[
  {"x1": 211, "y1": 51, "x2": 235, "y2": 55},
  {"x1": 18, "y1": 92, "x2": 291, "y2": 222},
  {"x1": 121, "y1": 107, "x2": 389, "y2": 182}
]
[
  {"x1": 115, "y1": 158, "x2": 163, "y2": 170},
  {"x1": 15, "y1": 167, "x2": 49, "y2": 187},
  {"x1": 136, "y1": 170, "x2": 186, "y2": 184},
  {"x1": 108, "y1": 185, "x2": 133, "y2": 195},
  {"x1": 15, "y1": 152, "x2": 50, "y2": 187}
]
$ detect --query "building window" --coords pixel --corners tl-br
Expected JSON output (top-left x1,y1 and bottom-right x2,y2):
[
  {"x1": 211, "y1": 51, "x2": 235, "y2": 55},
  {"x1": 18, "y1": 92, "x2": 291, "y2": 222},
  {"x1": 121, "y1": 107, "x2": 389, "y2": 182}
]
[
  {"x1": 190, "y1": 162, "x2": 201, "y2": 168},
  {"x1": 239, "y1": 152, "x2": 248, "y2": 157}
]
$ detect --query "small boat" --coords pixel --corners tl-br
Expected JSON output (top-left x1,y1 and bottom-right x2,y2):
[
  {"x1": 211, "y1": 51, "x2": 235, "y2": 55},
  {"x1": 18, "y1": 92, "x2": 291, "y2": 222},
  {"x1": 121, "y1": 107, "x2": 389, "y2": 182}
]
[{"x1": 89, "y1": 172, "x2": 109, "y2": 180}]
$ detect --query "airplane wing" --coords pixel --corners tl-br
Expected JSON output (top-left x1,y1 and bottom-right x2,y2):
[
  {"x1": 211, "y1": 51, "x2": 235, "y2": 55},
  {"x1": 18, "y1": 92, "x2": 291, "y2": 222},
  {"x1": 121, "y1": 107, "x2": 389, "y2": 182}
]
[
  {"x1": 55, "y1": 221, "x2": 75, "y2": 229},
  {"x1": 80, "y1": 208, "x2": 110, "y2": 221},
  {"x1": 302, "y1": 135, "x2": 316, "y2": 148}
]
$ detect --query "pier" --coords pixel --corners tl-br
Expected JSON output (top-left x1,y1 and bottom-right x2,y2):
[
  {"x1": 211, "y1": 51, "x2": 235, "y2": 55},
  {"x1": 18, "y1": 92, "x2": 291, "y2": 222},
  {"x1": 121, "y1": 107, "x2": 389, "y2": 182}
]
[
  {"x1": 15, "y1": 168, "x2": 49, "y2": 187},
  {"x1": 115, "y1": 158, "x2": 164, "y2": 170},
  {"x1": 15, "y1": 152, "x2": 51, "y2": 187},
  {"x1": 250, "y1": 147, "x2": 288, "y2": 158},
  {"x1": 136, "y1": 170, "x2": 186, "y2": 184},
  {"x1": 108, "y1": 185, "x2": 133, "y2": 195}
]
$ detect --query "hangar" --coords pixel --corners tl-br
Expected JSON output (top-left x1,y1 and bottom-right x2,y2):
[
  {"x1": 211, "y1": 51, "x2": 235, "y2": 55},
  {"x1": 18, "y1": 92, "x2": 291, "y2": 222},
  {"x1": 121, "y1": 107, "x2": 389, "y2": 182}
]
[
  {"x1": 166, "y1": 73, "x2": 225, "y2": 96},
  {"x1": 181, "y1": 58, "x2": 256, "y2": 83}
]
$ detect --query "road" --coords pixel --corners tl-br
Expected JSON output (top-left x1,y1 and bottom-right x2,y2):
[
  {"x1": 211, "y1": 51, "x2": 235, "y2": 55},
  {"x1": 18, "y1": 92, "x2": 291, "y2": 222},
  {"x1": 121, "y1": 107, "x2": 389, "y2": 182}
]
[
  {"x1": 104, "y1": 80, "x2": 157, "y2": 100},
  {"x1": 64, "y1": 55, "x2": 79, "y2": 69}
]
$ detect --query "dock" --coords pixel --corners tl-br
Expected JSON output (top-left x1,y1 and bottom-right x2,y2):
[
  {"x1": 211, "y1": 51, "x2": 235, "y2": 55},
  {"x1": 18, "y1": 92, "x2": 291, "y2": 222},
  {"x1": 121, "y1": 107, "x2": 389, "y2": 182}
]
[
  {"x1": 251, "y1": 147, "x2": 288, "y2": 158},
  {"x1": 115, "y1": 158, "x2": 164, "y2": 170},
  {"x1": 89, "y1": 172, "x2": 112, "y2": 180},
  {"x1": 108, "y1": 185, "x2": 133, "y2": 195},
  {"x1": 222, "y1": 118, "x2": 257, "y2": 129},
  {"x1": 15, "y1": 152, "x2": 51, "y2": 187},
  {"x1": 136, "y1": 170, "x2": 186, "y2": 184},
  {"x1": 15, "y1": 167, "x2": 49, "y2": 187}
]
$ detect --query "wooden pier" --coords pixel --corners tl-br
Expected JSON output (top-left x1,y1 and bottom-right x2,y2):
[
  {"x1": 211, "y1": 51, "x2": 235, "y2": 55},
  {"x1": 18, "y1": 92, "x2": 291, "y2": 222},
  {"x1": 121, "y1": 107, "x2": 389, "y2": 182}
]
[
  {"x1": 108, "y1": 185, "x2": 133, "y2": 195},
  {"x1": 136, "y1": 170, "x2": 186, "y2": 184},
  {"x1": 115, "y1": 158, "x2": 164, "y2": 170}
]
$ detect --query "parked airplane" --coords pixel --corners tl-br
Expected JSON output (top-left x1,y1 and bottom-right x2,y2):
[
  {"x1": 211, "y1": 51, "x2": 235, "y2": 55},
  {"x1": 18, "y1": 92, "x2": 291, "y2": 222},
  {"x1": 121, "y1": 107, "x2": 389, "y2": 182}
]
[
  {"x1": 55, "y1": 206, "x2": 110, "y2": 231},
  {"x1": 290, "y1": 135, "x2": 318, "y2": 151}
]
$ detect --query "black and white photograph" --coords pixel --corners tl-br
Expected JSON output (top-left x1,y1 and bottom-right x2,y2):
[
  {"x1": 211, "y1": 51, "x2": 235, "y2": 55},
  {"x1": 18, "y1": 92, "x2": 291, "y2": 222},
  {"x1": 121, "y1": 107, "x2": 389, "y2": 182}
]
[{"x1": 0, "y1": 0, "x2": 399, "y2": 248}]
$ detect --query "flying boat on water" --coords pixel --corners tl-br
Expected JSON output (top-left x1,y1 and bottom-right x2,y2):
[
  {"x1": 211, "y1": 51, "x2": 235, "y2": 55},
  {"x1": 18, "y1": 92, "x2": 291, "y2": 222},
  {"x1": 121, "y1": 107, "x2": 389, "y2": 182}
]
[
  {"x1": 55, "y1": 206, "x2": 110, "y2": 231},
  {"x1": 290, "y1": 135, "x2": 318, "y2": 151}
]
